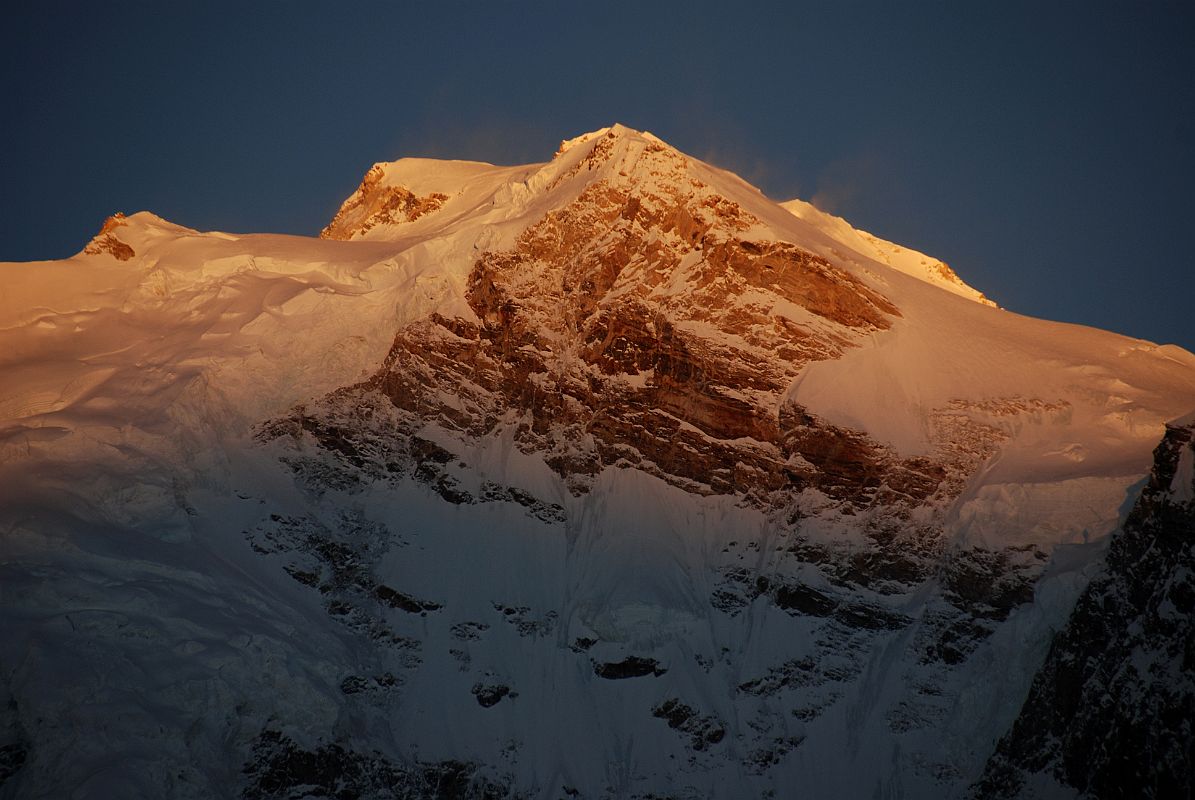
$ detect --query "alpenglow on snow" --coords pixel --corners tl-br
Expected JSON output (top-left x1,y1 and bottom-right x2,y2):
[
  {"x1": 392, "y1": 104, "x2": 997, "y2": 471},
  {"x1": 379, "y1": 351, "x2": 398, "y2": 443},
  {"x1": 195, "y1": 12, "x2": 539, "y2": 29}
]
[{"x1": 1, "y1": 124, "x2": 1193, "y2": 799}]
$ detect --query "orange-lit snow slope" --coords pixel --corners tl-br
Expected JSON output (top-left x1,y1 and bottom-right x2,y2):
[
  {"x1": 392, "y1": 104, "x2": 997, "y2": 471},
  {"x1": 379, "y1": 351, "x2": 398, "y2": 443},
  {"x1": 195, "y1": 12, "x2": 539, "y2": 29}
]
[{"x1": 5, "y1": 125, "x2": 1191, "y2": 532}]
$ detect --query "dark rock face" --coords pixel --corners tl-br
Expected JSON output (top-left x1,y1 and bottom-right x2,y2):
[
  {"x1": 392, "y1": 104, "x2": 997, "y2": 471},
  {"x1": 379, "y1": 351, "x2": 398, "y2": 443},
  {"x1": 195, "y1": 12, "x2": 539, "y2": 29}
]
[
  {"x1": 339, "y1": 673, "x2": 398, "y2": 696},
  {"x1": 712, "y1": 568, "x2": 911, "y2": 631},
  {"x1": 243, "y1": 730, "x2": 516, "y2": 799},
  {"x1": 651, "y1": 699, "x2": 725, "y2": 751},
  {"x1": 256, "y1": 394, "x2": 567, "y2": 522},
  {"x1": 0, "y1": 743, "x2": 26, "y2": 788},
  {"x1": 243, "y1": 511, "x2": 422, "y2": 664},
  {"x1": 374, "y1": 585, "x2": 442, "y2": 614},
  {"x1": 0, "y1": 693, "x2": 27, "y2": 790},
  {"x1": 975, "y1": 421, "x2": 1195, "y2": 799},
  {"x1": 594, "y1": 656, "x2": 667, "y2": 680},
  {"x1": 471, "y1": 681, "x2": 515, "y2": 708},
  {"x1": 492, "y1": 604, "x2": 557, "y2": 638}
]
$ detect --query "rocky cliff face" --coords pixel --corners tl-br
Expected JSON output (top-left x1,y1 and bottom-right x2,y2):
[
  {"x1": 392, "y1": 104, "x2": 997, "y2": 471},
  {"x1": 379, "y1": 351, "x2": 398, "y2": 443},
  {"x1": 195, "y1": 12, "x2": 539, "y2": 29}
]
[
  {"x1": 321, "y1": 164, "x2": 449, "y2": 240},
  {"x1": 975, "y1": 417, "x2": 1195, "y2": 799},
  {"x1": 80, "y1": 212, "x2": 135, "y2": 260},
  {"x1": 278, "y1": 130, "x2": 960, "y2": 507}
]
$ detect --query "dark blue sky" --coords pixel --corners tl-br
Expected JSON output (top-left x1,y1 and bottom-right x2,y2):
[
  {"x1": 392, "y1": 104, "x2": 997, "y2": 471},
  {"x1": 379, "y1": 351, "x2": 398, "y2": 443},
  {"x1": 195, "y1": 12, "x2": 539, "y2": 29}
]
[{"x1": 5, "y1": 2, "x2": 1193, "y2": 349}]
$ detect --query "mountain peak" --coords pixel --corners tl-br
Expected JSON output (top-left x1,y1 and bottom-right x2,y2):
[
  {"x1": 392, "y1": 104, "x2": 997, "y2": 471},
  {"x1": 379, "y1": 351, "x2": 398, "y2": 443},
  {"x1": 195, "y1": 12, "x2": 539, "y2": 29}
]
[
  {"x1": 555, "y1": 123, "x2": 666, "y2": 156},
  {"x1": 80, "y1": 212, "x2": 135, "y2": 261},
  {"x1": 320, "y1": 124, "x2": 690, "y2": 243},
  {"x1": 316, "y1": 126, "x2": 993, "y2": 316},
  {"x1": 6, "y1": 122, "x2": 1195, "y2": 800},
  {"x1": 78, "y1": 210, "x2": 193, "y2": 261}
]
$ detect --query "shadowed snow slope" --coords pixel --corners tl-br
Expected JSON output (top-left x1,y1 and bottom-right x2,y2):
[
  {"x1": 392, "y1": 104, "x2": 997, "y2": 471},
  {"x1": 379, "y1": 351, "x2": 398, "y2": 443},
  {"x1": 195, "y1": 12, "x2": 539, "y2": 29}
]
[{"x1": 1, "y1": 124, "x2": 1192, "y2": 799}]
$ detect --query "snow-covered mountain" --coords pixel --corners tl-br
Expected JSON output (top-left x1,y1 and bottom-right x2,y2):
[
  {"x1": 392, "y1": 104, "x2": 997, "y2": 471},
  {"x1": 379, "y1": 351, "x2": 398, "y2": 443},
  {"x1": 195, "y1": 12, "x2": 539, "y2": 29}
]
[{"x1": 1, "y1": 124, "x2": 1192, "y2": 799}]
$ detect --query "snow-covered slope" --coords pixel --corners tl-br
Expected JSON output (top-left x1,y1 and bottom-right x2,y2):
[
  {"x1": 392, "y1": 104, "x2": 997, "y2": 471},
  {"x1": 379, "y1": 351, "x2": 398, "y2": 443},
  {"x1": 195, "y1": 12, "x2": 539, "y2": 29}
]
[
  {"x1": 779, "y1": 197, "x2": 994, "y2": 307},
  {"x1": 1, "y1": 124, "x2": 1192, "y2": 799}
]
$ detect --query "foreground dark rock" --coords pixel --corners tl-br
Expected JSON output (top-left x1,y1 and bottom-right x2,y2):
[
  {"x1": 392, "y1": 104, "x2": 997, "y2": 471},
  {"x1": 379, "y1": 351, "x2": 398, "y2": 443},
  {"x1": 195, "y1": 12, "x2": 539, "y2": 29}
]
[{"x1": 975, "y1": 419, "x2": 1195, "y2": 799}]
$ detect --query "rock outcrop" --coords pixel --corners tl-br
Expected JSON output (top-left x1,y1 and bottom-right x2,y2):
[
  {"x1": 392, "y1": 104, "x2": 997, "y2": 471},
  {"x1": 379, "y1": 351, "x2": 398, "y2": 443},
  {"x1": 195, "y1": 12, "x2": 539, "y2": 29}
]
[
  {"x1": 975, "y1": 416, "x2": 1195, "y2": 799},
  {"x1": 321, "y1": 164, "x2": 448, "y2": 240},
  {"x1": 81, "y1": 212, "x2": 135, "y2": 260}
]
